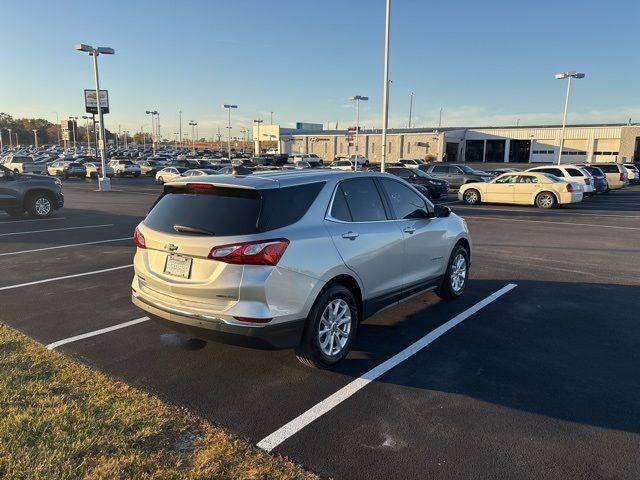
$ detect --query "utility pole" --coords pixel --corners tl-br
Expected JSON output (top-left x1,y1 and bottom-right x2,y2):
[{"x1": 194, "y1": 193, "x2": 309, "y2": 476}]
[
  {"x1": 380, "y1": 0, "x2": 391, "y2": 172},
  {"x1": 179, "y1": 110, "x2": 182, "y2": 147},
  {"x1": 70, "y1": 116, "x2": 78, "y2": 153},
  {"x1": 408, "y1": 92, "x2": 414, "y2": 129}
]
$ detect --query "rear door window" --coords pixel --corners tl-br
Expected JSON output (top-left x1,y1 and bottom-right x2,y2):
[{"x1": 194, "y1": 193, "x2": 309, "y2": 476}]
[
  {"x1": 567, "y1": 168, "x2": 584, "y2": 177},
  {"x1": 338, "y1": 178, "x2": 387, "y2": 222},
  {"x1": 432, "y1": 165, "x2": 448, "y2": 173}
]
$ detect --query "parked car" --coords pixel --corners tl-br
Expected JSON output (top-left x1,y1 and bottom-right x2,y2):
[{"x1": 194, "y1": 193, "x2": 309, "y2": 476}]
[
  {"x1": 623, "y1": 164, "x2": 640, "y2": 184},
  {"x1": 421, "y1": 163, "x2": 494, "y2": 188},
  {"x1": 181, "y1": 169, "x2": 220, "y2": 178},
  {"x1": 483, "y1": 167, "x2": 522, "y2": 176},
  {"x1": 47, "y1": 161, "x2": 86, "y2": 179},
  {"x1": 579, "y1": 165, "x2": 609, "y2": 193},
  {"x1": 398, "y1": 158, "x2": 427, "y2": 168},
  {"x1": 109, "y1": 159, "x2": 141, "y2": 177},
  {"x1": 586, "y1": 163, "x2": 627, "y2": 190},
  {"x1": 459, "y1": 172, "x2": 583, "y2": 208},
  {"x1": 346, "y1": 155, "x2": 369, "y2": 167},
  {"x1": 155, "y1": 166, "x2": 189, "y2": 184},
  {"x1": 3, "y1": 154, "x2": 46, "y2": 174},
  {"x1": 329, "y1": 160, "x2": 354, "y2": 171},
  {"x1": 138, "y1": 160, "x2": 164, "y2": 176},
  {"x1": 291, "y1": 153, "x2": 323, "y2": 165},
  {"x1": 0, "y1": 164, "x2": 64, "y2": 218},
  {"x1": 131, "y1": 171, "x2": 471, "y2": 368},
  {"x1": 525, "y1": 165, "x2": 595, "y2": 195},
  {"x1": 84, "y1": 162, "x2": 114, "y2": 179},
  {"x1": 386, "y1": 166, "x2": 449, "y2": 199}
]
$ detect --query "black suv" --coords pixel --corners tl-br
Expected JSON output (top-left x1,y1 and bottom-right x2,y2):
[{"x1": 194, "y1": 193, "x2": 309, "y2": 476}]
[
  {"x1": 0, "y1": 165, "x2": 64, "y2": 218},
  {"x1": 387, "y1": 167, "x2": 450, "y2": 199}
]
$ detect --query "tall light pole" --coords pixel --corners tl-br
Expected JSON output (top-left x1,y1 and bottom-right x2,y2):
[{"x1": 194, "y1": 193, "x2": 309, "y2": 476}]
[
  {"x1": 14, "y1": 132, "x2": 19, "y2": 146},
  {"x1": 54, "y1": 112, "x2": 61, "y2": 145},
  {"x1": 75, "y1": 43, "x2": 114, "y2": 191},
  {"x1": 439, "y1": 107, "x2": 443, "y2": 128},
  {"x1": 223, "y1": 104, "x2": 238, "y2": 160},
  {"x1": 188, "y1": 121, "x2": 197, "y2": 153},
  {"x1": 8, "y1": 128, "x2": 13, "y2": 149},
  {"x1": 141, "y1": 124, "x2": 145, "y2": 150},
  {"x1": 0, "y1": 128, "x2": 4, "y2": 151},
  {"x1": 146, "y1": 110, "x2": 158, "y2": 154},
  {"x1": 178, "y1": 110, "x2": 182, "y2": 147},
  {"x1": 555, "y1": 71, "x2": 585, "y2": 165},
  {"x1": 408, "y1": 92, "x2": 415, "y2": 128},
  {"x1": 32, "y1": 129, "x2": 38, "y2": 151},
  {"x1": 82, "y1": 115, "x2": 92, "y2": 151},
  {"x1": 349, "y1": 95, "x2": 368, "y2": 171},
  {"x1": 253, "y1": 119, "x2": 263, "y2": 155},
  {"x1": 270, "y1": 111, "x2": 273, "y2": 125},
  {"x1": 380, "y1": 0, "x2": 391, "y2": 172},
  {"x1": 69, "y1": 116, "x2": 78, "y2": 153}
]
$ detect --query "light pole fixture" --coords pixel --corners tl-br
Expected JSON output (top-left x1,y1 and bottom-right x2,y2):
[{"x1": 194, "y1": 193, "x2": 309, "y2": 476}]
[
  {"x1": 75, "y1": 43, "x2": 115, "y2": 191},
  {"x1": 82, "y1": 115, "x2": 92, "y2": 151},
  {"x1": 380, "y1": 0, "x2": 391, "y2": 172},
  {"x1": 69, "y1": 116, "x2": 78, "y2": 153},
  {"x1": 223, "y1": 104, "x2": 238, "y2": 160},
  {"x1": 253, "y1": 119, "x2": 263, "y2": 155},
  {"x1": 32, "y1": 129, "x2": 38, "y2": 151},
  {"x1": 188, "y1": 121, "x2": 197, "y2": 153},
  {"x1": 349, "y1": 95, "x2": 369, "y2": 171},
  {"x1": 554, "y1": 71, "x2": 585, "y2": 165},
  {"x1": 408, "y1": 92, "x2": 415, "y2": 129},
  {"x1": 146, "y1": 110, "x2": 158, "y2": 154}
]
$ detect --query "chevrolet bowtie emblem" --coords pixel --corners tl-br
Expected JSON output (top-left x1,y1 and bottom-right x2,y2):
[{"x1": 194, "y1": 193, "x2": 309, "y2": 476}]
[{"x1": 166, "y1": 244, "x2": 178, "y2": 252}]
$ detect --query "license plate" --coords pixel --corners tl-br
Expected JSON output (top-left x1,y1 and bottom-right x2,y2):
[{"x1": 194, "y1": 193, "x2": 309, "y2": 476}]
[{"x1": 164, "y1": 254, "x2": 192, "y2": 278}]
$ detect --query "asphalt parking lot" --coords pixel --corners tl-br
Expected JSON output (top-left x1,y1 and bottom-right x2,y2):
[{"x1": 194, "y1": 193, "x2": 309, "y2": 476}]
[{"x1": 2, "y1": 176, "x2": 639, "y2": 479}]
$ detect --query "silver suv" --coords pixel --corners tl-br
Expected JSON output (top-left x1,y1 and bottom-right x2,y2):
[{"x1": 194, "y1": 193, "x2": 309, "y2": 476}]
[
  {"x1": 131, "y1": 170, "x2": 472, "y2": 368},
  {"x1": 421, "y1": 163, "x2": 494, "y2": 188}
]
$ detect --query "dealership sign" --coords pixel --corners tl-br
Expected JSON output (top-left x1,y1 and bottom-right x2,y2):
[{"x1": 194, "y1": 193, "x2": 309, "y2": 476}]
[{"x1": 84, "y1": 89, "x2": 109, "y2": 114}]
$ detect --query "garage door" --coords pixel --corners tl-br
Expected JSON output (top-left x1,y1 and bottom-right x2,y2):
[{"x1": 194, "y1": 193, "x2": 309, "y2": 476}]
[{"x1": 593, "y1": 139, "x2": 620, "y2": 163}]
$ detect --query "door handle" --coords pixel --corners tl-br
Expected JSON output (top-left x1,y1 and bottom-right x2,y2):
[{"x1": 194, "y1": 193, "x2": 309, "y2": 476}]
[
  {"x1": 342, "y1": 231, "x2": 359, "y2": 240},
  {"x1": 403, "y1": 226, "x2": 416, "y2": 234}
]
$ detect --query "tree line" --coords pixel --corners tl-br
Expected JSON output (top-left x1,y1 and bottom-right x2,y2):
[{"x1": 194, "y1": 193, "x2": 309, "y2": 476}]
[{"x1": 0, "y1": 113, "x2": 113, "y2": 146}]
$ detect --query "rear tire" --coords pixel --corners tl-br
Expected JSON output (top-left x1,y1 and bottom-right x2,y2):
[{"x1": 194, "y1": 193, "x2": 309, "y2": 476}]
[
  {"x1": 295, "y1": 285, "x2": 358, "y2": 369},
  {"x1": 535, "y1": 191, "x2": 557, "y2": 209},
  {"x1": 463, "y1": 188, "x2": 481, "y2": 205},
  {"x1": 26, "y1": 193, "x2": 53, "y2": 219},
  {"x1": 436, "y1": 244, "x2": 469, "y2": 300}
]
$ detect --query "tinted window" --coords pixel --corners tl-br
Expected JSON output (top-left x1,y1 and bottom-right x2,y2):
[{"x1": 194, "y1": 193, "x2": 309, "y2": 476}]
[
  {"x1": 146, "y1": 182, "x2": 323, "y2": 236},
  {"x1": 567, "y1": 168, "x2": 584, "y2": 177},
  {"x1": 495, "y1": 175, "x2": 518, "y2": 183},
  {"x1": 597, "y1": 164, "x2": 618, "y2": 173},
  {"x1": 432, "y1": 165, "x2": 448, "y2": 173},
  {"x1": 388, "y1": 167, "x2": 411, "y2": 179},
  {"x1": 536, "y1": 168, "x2": 564, "y2": 177},
  {"x1": 339, "y1": 178, "x2": 387, "y2": 222},
  {"x1": 379, "y1": 179, "x2": 430, "y2": 220},
  {"x1": 330, "y1": 186, "x2": 352, "y2": 221}
]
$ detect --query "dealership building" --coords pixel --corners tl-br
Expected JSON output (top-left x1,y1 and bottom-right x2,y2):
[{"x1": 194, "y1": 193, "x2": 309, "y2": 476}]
[{"x1": 253, "y1": 123, "x2": 640, "y2": 164}]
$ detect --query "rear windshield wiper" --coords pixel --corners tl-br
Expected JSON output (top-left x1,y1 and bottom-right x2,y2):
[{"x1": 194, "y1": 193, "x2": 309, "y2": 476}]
[{"x1": 173, "y1": 224, "x2": 214, "y2": 235}]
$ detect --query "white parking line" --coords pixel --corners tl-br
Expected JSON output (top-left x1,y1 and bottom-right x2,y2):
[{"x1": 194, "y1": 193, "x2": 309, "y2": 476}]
[
  {"x1": 0, "y1": 237, "x2": 133, "y2": 257},
  {"x1": 0, "y1": 217, "x2": 66, "y2": 224},
  {"x1": 0, "y1": 224, "x2": 113, "y2": 237},
  {"x1": 467, "y1": 216, "x2": 640, "y2": 231},
  {"x1": 257, "y1": 283, "x2": 518, "y2": 452},
  {"x1": 46, "y1": 317, "x2": 150, "y2": 350},
  {"x1": 0, "y1": 264, "x2": 133, "y2": 291}
]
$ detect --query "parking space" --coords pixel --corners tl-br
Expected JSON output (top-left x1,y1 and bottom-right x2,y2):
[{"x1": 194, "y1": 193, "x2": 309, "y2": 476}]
[{"x1": 1, "y1": 182, "x2": 639, "y2": 479}]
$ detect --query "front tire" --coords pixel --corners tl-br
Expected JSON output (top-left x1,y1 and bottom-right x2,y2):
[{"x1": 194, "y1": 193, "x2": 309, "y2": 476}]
[
  {"x1": 26, "y1": 193, "x2": 53, "y2": 219},
  {"x1": 436, "y1": 244, "x2": 469, "y2": 300},
  {"x1": 535, "y1": 191, "x2": 557, "y2": 209},
  {"x1": 463, "y1": 188, "x2": 481, "y2": 205},
  {"x1": 157, "y1": 176, "x2": 164, "y2": 184},
  {"x1": 296, "y1": 285, "x2": 358, "y2": 369}
]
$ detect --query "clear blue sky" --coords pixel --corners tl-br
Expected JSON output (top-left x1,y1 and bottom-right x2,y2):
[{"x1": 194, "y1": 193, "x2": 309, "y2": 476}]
[{"x1": 1, "y1": 0, "x2": 638, "y2": 138}]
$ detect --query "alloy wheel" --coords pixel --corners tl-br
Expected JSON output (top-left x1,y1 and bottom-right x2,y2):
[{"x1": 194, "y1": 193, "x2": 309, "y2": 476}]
[
  {"x1": 318, "y1": 299, "x2": 352, "y2": 357},
  {"x1": 34, "y1": 197, "x2": 51, "y2": 217},
  {"x1": 450, "y1": 253, "x2": 467, "y2": 293}
]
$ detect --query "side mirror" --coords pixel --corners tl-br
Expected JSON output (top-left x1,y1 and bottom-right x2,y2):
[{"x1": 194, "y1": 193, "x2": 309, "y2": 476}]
[
  {"x1": 409, "y1": 173, "x2": 417, "y2": 180},
  {"x1": 434, "y1": 204, "x2": 451, "y2": 218}
]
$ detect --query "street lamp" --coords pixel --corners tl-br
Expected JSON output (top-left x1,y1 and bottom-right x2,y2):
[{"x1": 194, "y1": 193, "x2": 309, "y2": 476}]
[
  {"x1": 75, "y1": 43, "x2": 115, "y2": 191},
  {"x1": 408, "y1": 92, "x2": 415, "y2": 129},
  {"x1": 32, "y1": 129, "x2": 38, "y2": 151},
  {"x1": 554, "y1": 71, "x2": 585, "y2": 165},
  {"x1": 188, "y1": 121, "x2": 197, "y2": 153},
  {"x1": 349, "y1": 95, "x2": 368, "y2": 171},
  {"x1": 380, "y1": 0, "x2": 391, "y2": 172},
  {"x1": 123, "y1": 130, "x2": 129, "y2": 149},
  {"x1": 146, "y1": 110, "x2": 158, "y2": 154},
  {"x1": 253, "y1": 119, "x2": 263, "y2": 155},
  {"x1": 69, "y1": 116, "x2": 78, "y2": 153},
  {"x1": 82, "y1": 115, "x2": 92, "y2": 151},
  {"x1": 223, "y1": 105, "x2": 238, "y2": 161},
  {"x1": 7, "y1": 128, "x2": 12, "y2": 149}
]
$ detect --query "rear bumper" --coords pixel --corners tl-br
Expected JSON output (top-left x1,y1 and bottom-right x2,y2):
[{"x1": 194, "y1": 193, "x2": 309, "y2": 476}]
[{"x1": 132, "y1": 293, "x2": 305, "y2": 349}]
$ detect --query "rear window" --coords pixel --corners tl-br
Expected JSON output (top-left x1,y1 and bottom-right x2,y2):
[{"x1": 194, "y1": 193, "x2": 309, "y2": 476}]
[
  {"x1": 567, "y1": 168, "x2": 584, "y2": 177},
  {"x1": 144, "y1": 182, "x2": 324, "y2": 236},
  {"x1": 597, "y1": 164, "x2": 619, "y2": 173}
]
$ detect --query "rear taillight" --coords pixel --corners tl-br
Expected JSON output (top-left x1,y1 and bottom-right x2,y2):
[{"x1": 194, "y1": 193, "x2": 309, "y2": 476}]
[
  {"x1": 566, "y1": 184, "x2": 573, "y2": 192},
  {"x1": 134, "y1": 226, "x2": 146, "y2": 249},
  {"x1": 208, "y1": 238, "x2": 289, "y2": 265},
  {"x1": 620, "y1": 173, "x2": 625, "y2": 181},
  {"x1": 187, "y1": 183, "x2": 214, "y2": 189}
]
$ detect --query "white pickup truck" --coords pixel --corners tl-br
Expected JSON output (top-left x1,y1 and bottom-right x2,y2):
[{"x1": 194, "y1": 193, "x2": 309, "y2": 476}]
[{"x1": 2, "y1": 154, "x2": 47, "y2": 174}]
